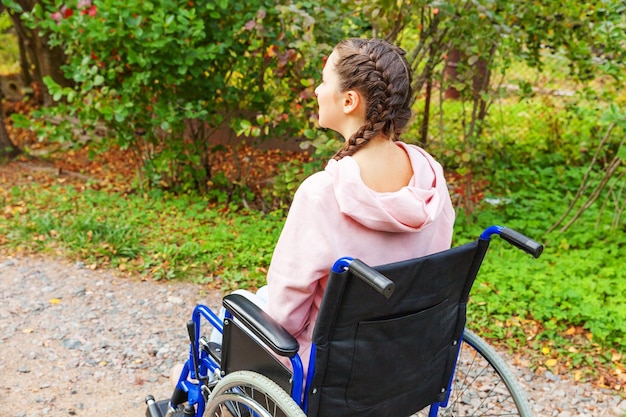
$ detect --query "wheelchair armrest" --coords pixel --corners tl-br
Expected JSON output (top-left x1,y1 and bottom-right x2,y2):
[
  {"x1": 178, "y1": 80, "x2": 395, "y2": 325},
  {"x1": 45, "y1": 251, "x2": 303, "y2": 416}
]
[{"x1": 222, "y1": 293, "x2": 299, "y2": 357}]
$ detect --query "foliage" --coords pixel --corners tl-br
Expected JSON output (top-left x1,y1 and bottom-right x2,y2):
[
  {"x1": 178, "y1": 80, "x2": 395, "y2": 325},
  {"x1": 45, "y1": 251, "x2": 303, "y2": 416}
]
[
  {"x1": 11, "y1": 0, "x2": 363, "y2": 193},
  {"x1": 345, "y1": 0, "x2": 626, "y2": 217},
  {"x1": 357, "y1": 0, "x2": 626, "y2": 105},
  {"x1": 451, "y1": 160, "x2": 626, "y2": 383},
  {"x1": 0, "y1": 9, "x2": 10, "y2": 30},
  {"x1": 0, "y1": 182, "x2": 283, "y2": 290},
  {"x1": 270, "y1": 128, "x2": 338, "y2": 207},
  {"x1": 0, "y1": 10, "x2": 19, "y2": 73},
  {"x1": 548, "y1": 105, "x2": 626, "y2": 234},
  {"x1": 421, "y1": 95, "x2": 608, "y2": 173}
]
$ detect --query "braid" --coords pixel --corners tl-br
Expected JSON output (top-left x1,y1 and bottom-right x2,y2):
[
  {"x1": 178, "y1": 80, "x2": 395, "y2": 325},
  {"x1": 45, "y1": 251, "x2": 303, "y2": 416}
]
[{"x1": 331, "y1": 39, "x2": 413, "y2": 160}]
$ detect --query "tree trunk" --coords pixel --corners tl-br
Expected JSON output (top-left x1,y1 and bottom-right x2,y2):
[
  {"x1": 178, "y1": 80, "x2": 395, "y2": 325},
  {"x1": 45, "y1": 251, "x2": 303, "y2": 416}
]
[
  {"x1": 6, "y1": 0, "x2": 70, "y2": 106},
  {"x1": 444, "y1": 49, "x2": 462, "y2": 99},
  {"x1": 0, "y1": 90, "x2": 20, "y2": 160}
]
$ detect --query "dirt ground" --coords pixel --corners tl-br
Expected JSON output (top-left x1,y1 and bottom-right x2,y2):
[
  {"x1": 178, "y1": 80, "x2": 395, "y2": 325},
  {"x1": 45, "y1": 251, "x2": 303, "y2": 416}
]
[{"x1": 0, "y1": 255, "x2": 221, "y2": 417}]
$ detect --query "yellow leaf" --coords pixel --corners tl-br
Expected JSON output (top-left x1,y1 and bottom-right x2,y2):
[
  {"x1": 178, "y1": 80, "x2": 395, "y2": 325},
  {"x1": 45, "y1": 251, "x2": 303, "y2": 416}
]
[
  {"x1": 545, "y1": 359, "x2": 558, "y2": 367},
  {"x1": 565, "y1": 327, "x2": 576, "y2": 336},
  {"x1": 266, "y1": 45, "x2": 277, "y2": 57},
  {"x1": 99, "y1": 361, "x2": 108, "y2": 366},
  {"x1": 50, "y1": 298, "x2": 61, "y2": 304},
  {"x1": 585, "y1": 332, "x2": 593, "y2": 341},
  {"x1": 541, "y1": 347, "x2": 550, "y2": 355}
]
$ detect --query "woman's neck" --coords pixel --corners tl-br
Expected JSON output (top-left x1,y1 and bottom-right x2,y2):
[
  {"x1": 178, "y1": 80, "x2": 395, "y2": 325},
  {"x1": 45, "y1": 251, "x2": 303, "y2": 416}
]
[{"x1": 350, "y1": 137, "x2": 413, "y2": 193}]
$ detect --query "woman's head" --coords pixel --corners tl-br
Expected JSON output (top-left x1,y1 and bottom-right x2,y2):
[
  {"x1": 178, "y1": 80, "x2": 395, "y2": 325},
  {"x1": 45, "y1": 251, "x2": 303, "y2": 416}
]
[{"x1": 315, "y1": 38, "x2": 413, "y2": 160}]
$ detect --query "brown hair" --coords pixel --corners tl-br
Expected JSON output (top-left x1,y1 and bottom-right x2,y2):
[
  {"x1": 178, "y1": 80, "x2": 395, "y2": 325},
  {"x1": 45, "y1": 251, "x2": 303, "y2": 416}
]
[{"x1": 331, "y1": 38, "x2": 413, "y2": 160}]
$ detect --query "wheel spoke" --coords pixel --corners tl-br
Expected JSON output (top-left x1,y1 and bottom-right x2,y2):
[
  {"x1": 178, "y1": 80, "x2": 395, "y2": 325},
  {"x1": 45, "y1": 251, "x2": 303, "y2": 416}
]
[
  {"x1": 415, "y1": 329, "x2": 533, "y2": 417},
  {"x1": 205, "y1": 371, "x2": 305, "y2": 417}
]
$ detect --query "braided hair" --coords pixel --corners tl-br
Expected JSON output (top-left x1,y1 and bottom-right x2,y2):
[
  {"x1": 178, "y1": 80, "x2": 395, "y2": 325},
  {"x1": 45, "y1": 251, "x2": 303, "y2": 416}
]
[{"x1": 331, "y1": 38, "x2": 413, "y2": 161}]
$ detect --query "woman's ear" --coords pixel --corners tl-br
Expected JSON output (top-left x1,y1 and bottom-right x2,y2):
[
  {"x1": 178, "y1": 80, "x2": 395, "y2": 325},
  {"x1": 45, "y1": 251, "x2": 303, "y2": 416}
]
[{"x1": 342, "y1": 90, "x2": 362, "y2": 115}]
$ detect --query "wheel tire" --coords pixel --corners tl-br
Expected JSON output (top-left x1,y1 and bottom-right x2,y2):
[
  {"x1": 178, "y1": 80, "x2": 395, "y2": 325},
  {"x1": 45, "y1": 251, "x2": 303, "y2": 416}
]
[
  {"x1": 204, "y1": 370, "x2": 306, "y2": 417},
  {"x1": 433, "y1": 328, "x2": 534, "y2": 416}
]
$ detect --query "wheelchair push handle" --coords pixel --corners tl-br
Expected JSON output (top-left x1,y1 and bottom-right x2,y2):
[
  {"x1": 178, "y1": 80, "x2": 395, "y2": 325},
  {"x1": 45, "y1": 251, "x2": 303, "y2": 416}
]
[
  {"x1": 481, "y1": 226, "x2": 544, "y2": 258},
  {"x1": 348, "y1": 258, "x2": 395, "y2": 299},
  {"x1": 501, "y1": 227, "x2": 543, "y2": 258}
]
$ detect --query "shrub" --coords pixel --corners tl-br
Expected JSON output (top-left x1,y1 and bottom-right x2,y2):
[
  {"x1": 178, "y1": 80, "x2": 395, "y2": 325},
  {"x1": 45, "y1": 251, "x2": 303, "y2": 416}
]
[{"x1": 21, "y1": 0, "x2": 362, "y2": 193}]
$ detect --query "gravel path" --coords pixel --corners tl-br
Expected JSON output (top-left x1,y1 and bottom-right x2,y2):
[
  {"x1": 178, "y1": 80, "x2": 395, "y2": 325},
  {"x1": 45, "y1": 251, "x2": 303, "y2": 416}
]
[{"x1": 1, "y1": 255, "x2": 624, "y2": 417}]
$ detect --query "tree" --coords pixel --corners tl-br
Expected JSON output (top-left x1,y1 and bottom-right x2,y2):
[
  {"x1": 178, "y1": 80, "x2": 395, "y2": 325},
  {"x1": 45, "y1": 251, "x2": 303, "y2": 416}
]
[
  {"x1": 348, "y1": 0, "x2": 626, "y2": 215},
  {"x1": 1, "y1": 0, "x2": 72, "y2": 106},
  {"x1": 0, "y1": 88, "x2": 20, "y2": 159},
  {"x1": 357, "y1": 0, "x2": 625, "y2": 143},
  {"x1": 18, "y1": 0, "x2": 361, "y2": 195}
]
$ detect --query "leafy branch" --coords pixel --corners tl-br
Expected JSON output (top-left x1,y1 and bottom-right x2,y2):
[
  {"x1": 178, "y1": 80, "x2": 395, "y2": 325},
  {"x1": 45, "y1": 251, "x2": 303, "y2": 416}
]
[{"x1": 548, "y1": 118, "x2": 625, "y2": 234}]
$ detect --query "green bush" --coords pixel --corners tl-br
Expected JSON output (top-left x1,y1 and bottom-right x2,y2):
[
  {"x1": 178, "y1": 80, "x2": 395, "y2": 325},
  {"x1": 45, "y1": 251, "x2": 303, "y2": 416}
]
[
  {"x1": 268, "y1": 129, "x2": 338, "y2": 208},
  {"x1": 19, "y1": 0, "x2": 361, "y2": 194}
]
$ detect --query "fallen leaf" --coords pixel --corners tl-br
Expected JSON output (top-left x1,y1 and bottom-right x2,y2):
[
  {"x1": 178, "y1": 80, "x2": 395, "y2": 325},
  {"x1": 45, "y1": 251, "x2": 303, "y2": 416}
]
[{"x1": 545, "y1": 358, "x2": 558, "y2": 367}]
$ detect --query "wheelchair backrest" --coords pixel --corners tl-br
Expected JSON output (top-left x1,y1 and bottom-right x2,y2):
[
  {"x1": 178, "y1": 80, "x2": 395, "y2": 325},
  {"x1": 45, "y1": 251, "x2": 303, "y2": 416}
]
[{"x1": 306, "y1": 239, "x2": 489, "y2": 417}]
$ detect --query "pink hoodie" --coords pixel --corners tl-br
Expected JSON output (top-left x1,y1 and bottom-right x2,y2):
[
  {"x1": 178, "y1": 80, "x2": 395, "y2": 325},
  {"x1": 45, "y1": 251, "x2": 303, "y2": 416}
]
[{"x1": 266, "y1": 142, "x2": 455, "y2": 371}]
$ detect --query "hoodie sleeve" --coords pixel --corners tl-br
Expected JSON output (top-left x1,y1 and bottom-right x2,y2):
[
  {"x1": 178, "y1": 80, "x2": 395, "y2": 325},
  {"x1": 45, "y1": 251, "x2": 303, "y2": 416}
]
[{"x1": 265, "y1": 172, "x2": 337, "y2": 338}]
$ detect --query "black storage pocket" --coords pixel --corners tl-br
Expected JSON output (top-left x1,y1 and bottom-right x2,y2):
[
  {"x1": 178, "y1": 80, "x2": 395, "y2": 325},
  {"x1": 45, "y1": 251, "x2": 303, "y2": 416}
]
[{"x1": 346, "y1": 299, "x2": 458, "y2": 409}]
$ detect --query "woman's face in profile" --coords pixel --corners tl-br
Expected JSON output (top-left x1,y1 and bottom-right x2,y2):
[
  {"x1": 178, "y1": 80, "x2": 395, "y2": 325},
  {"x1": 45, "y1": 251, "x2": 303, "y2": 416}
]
[{"x1": 314, "y1": 51, "x2": 344, "y2": 133}]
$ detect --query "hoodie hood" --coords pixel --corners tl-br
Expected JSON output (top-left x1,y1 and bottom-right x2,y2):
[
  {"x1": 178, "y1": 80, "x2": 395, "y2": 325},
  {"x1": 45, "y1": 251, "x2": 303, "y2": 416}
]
[{"x1": 324, "y1": 142, "x2": 447, "y2": 233}]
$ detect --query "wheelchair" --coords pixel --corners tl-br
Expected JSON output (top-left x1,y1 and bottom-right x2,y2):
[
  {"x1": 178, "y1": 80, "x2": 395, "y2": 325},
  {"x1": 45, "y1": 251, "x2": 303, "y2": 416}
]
[{"x1": 146, "y1": 225, "x2": 543, "y2": 417}]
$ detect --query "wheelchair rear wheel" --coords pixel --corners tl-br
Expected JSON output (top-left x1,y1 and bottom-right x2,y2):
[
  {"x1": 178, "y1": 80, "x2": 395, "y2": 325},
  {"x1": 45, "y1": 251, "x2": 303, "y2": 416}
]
[
  {"x1": 434, "y1": 328, "x2": 534, "y2": 416},
  {"x1": 204, "y1": 370, "x2": 306, "y2": 417}
]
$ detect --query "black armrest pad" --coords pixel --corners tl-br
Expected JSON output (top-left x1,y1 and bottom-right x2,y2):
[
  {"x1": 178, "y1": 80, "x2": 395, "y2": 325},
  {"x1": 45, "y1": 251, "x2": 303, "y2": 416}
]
[{"x1": 222, "y1": 294, "x2": 299, "y2": 357}]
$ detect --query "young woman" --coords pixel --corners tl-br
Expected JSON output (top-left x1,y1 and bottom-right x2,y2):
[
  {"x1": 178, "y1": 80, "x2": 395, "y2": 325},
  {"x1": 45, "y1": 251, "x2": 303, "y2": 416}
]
[
  {"x1": 264, "y1": 38, "x2": 455, "y2": 372},
  {"x1": 172, "y1": 37, "x2": 454, "y2": 385}
]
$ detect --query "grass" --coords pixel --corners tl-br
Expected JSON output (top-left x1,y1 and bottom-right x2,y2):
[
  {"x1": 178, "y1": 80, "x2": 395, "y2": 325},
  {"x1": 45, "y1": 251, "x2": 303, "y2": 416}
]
[{"x1": 0, "y1": 183, "x2": 283, "y2": 290}]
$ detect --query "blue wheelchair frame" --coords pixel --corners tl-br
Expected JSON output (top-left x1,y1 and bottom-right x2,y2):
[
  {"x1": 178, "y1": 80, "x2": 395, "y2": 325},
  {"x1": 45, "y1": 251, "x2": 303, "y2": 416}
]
[{"x1": 167, "y1": 225, "x2": 542, "y2": 417}]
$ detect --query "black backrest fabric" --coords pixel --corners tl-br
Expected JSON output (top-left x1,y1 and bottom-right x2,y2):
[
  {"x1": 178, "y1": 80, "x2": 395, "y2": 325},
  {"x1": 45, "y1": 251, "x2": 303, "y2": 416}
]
[{"x1": 307, "y1": 239, "x2": 489, "y2": 417}]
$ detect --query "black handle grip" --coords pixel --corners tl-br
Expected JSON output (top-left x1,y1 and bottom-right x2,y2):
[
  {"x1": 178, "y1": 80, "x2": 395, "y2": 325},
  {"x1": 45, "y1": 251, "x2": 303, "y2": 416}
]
[
  {"x1": 349, "y1": 259, "x2": 395, "y2": 299},
  {"x1": 500, "y1": 227, "x2": 544, "y2": 258}
]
